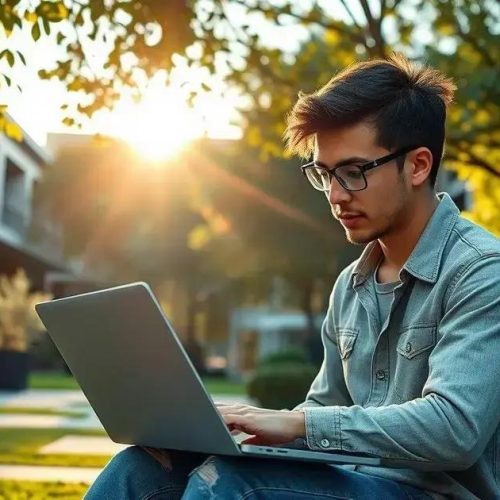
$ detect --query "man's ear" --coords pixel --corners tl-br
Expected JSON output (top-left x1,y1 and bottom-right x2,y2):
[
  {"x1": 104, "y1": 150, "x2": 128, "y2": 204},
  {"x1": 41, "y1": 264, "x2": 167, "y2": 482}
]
[{"x1": 408, "y1": 147, "x2": 433, "y2": 187}]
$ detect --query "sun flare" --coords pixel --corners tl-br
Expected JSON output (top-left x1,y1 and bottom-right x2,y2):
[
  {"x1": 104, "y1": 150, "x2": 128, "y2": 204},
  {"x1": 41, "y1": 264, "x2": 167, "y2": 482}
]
[
  {"x1": 108, "y1": 87, "x2": 203, "y2": 162},
  {"x1": 94, "y1": 71, "x2": 242, "y2": 163}
]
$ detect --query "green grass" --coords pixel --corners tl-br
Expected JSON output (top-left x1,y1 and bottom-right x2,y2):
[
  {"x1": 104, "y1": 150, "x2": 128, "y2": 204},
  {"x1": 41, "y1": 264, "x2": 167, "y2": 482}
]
[
  {"x1": 202, "y1": 376, "x2": 246, "y2": 395},
  {"x1": 0, "y1": 407, "x2": 87, "y2": 418},
  {"x1": 0, "y1": 428, "x2": 110, "y2": 468},
  {"x1": 0, "y1": 480, "x2": 89, "y2": 499},
  {"x1": 29, "y1": 372, "x2": 79, "y2": 390},
  {"x1": 30, "y1": 371, "x2": 246, "y2": 395}
]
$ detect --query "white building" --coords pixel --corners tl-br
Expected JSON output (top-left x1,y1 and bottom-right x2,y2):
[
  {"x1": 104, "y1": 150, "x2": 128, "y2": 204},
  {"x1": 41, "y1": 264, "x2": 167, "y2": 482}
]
[{"x1": 0, "y1": 116, "x2": 67, "y2": 289}]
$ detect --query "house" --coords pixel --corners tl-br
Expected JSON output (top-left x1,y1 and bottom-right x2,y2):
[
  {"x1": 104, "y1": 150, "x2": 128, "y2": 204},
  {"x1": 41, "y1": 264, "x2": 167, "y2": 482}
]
[{"x1": 0, "y1": 115, "x2": 68, "y2": 289}]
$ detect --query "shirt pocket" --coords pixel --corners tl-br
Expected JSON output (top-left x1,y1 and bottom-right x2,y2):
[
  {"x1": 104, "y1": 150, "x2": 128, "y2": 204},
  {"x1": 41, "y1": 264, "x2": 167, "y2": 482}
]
[
  {"x1": 394, "y1": 324, "x2": 437, "y2": 402},
  {"x1": 336, "y1": 328, "x2": 358, "y2": 360}
]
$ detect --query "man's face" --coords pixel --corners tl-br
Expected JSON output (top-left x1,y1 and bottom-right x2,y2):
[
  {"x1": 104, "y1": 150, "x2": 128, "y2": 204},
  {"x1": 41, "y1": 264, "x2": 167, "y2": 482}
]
[{"x1": 315, "y1": 122, "x2": 412, "y2": 245}]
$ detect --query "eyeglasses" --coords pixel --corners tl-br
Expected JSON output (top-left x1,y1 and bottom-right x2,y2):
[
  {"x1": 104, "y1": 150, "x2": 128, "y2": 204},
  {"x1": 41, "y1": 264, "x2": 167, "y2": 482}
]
[{"x1": 300, "y1": 145, "x2": 419, "y2": 192}]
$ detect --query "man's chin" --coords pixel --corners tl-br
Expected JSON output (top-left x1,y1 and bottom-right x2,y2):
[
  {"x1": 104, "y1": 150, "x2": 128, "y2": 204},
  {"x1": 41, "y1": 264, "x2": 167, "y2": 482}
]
[{"x1": 345, "y1": 229, "x2": 376, "y2": 245}]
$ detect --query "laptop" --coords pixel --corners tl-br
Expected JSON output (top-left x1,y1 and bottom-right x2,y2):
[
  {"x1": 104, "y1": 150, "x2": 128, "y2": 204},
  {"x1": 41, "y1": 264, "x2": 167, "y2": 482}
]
[{"x1": 35, "y1": 282, "x2": 394, "y2": 466}]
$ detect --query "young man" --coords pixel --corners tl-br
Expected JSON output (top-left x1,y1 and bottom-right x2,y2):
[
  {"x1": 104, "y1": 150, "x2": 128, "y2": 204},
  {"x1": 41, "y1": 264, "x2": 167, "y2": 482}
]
[{"x1": 86, "y1": 55, "x2": 500, "y2": 499}]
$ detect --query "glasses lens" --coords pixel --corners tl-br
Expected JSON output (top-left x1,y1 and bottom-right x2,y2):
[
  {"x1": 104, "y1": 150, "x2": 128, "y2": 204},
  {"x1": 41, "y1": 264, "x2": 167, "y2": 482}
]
[
  {"x1": 336, "y1": 165, "x2": 366, "y2": 191},
  {"x1": 305, "y1": 167, "x2": 330, "y2": 191}
]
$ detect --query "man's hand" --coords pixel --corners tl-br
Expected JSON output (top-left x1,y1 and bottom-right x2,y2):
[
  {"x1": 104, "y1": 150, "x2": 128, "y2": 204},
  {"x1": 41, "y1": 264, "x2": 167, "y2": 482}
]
[{"x1": 215, "y1": 403, "x2": 306, "y2": 445}]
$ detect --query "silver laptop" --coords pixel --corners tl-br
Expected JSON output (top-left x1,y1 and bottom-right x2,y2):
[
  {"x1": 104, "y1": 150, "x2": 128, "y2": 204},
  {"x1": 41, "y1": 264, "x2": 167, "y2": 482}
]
[{"x1": 35, "y1": 282, "x2": 391, "y2": 466}]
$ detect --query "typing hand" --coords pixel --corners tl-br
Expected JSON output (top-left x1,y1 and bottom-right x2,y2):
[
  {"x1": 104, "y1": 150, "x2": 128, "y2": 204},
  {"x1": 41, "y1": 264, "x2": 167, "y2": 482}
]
[{"x1": 215, "y1": 403, "x2": 305, "y2": 446}]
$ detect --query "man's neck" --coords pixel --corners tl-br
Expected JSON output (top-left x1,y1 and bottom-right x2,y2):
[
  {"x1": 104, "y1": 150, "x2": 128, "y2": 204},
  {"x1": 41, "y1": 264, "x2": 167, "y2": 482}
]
[{"x1": 377, "y1": 193, "x2": 439, "y2": 279}]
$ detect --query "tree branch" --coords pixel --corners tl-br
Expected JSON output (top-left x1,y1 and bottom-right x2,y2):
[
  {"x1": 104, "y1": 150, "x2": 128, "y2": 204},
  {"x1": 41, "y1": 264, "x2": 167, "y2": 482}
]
[
  {"x1": 447, "y1": 146, "x2": 500, "y2": 178},
  {"x1": 358, "y1": 0, "x2": 386, "y2": 57},
  {"x1": 338, "y1": 0, "x2": 362, "y2": 31}
]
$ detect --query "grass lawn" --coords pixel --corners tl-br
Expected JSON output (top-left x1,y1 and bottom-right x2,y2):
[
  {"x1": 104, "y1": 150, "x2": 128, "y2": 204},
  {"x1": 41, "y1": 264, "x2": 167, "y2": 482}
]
[
  {"x1": 0, "y1": 428, "x2": 110, "y2": 468},
  {"x1": 29, "y1": 372, "x2": 79, "y2": 390},
  {"x1": 0, "y1": 480, "x2": 89, "y2": 499},
  {"x1": 30, "y1": 371, "x2": 246, "y2": 395}
]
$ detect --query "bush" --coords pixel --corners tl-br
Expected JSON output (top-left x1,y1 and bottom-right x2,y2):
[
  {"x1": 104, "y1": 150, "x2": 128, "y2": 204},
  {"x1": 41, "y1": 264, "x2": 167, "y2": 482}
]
[
  {"x1": 247, "y1": 361, "x2": 317, "y2": 410},
  {"x1": 258, "y1": 346, "x2": 310, "y2": 367}
]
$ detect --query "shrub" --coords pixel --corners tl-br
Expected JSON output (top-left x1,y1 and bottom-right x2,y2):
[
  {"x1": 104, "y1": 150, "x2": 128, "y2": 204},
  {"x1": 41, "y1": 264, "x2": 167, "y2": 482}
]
[
  {"x1": 258, "y1": 346, "x2": 310, "y2": 367},
  {"x1": 0, "y1": 269, "x2": 52, "y2": 352},
  {"x1": 247, "y1": 361, "x2": 317, "y2": 410}
]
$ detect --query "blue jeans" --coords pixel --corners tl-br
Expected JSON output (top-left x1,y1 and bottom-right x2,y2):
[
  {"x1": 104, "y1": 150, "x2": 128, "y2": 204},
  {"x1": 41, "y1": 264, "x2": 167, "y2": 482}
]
[{"x1": 85, "y1": 446, "x2": 432, "y2": 499}]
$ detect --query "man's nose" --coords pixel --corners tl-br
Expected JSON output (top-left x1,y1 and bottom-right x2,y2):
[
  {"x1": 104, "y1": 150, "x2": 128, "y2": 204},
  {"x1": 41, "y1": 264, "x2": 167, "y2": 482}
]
[{"x1": 327, "y1": 176, "x2": 352, "y2": 205}]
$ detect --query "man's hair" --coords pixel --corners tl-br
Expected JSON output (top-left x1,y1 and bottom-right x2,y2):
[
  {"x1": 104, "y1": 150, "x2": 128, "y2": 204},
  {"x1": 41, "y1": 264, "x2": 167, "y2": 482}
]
[{"x1": 285, "y1": 53, "x2": 456, "y2": 186}]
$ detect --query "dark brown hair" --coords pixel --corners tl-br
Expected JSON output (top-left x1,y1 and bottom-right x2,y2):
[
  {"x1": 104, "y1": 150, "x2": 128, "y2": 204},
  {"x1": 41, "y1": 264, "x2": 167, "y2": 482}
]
[{"x1": 285, "y1": 53, "x2": 456, "y2": 186}]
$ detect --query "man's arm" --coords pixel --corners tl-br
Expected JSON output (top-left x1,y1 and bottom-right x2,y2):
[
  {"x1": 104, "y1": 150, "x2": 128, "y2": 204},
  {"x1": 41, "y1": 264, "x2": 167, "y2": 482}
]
[{"x1": 302, "y1": 255, "x2": 500, "y2": 470}]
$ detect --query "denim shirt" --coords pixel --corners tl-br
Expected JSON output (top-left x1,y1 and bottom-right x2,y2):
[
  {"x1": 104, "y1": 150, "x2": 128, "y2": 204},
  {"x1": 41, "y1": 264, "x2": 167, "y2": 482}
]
[{"x1": 297, "y1": 193, "x2": 500, "y2": 499}]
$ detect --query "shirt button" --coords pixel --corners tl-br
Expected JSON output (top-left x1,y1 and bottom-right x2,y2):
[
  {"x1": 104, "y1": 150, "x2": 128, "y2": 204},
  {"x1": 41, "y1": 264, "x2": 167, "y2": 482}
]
[
  {"x1": 320, "y1": 439, "x2": 330, "y2": 448},
  {"x1": 376, "y1": 370, "x2": 386, "y2": 381},
  {"x1": 405, "y1": 342, "x2": 412, "y2": 353}
]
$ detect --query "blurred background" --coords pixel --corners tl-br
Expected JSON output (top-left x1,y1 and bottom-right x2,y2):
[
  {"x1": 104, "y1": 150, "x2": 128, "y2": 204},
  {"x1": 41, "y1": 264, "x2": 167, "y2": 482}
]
[{"x1": 0, "y1": 0, "x2": 498, "y2": 495}]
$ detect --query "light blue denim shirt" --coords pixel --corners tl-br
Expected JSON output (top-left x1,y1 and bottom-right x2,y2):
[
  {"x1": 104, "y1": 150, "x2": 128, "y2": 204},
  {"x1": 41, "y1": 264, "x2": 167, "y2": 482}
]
[{"x1": 297, "y1": 193, "x2": 500, "y2": 499}]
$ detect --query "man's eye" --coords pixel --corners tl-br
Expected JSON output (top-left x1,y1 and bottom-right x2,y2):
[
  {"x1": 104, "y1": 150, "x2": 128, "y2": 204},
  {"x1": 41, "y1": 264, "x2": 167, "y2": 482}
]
[{"x1": 345, "y1": 168, "x2": 363, "y2": 179}]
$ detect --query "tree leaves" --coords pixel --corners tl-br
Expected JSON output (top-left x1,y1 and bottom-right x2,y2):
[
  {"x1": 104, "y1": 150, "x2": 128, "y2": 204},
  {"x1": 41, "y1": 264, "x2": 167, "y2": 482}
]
[{"x1": 31, "y1": 21, "x2": 41, "y2": 41}]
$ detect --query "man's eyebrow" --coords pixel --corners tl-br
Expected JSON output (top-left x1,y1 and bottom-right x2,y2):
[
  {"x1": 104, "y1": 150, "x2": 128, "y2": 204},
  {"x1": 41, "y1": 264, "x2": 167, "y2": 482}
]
[{"x1": 314, "y1": 157, "x2": 371, "y2": 170}]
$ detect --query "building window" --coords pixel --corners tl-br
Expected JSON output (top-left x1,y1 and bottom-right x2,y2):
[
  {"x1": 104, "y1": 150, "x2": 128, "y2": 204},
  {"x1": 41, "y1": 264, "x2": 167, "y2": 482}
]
[{"x1": 2, "y1": 158, "x2": 27, "y2": 236}]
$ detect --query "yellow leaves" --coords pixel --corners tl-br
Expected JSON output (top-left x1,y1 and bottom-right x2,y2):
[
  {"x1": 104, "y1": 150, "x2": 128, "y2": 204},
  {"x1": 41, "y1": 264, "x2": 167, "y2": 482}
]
[
  {"x1": 35, "y1": 1, "x2": 69, "y2": 23},
  {"x1": 324, "y1": 30, "x2": 341, "y2": 46},
  {"x1": 474, "y1": 109, "x2": 490, "y2": 127},
  {"x1": 0, "y1": 269, "x2": 52, "y2": 351},
  {"x1": 246, "y1": 125, "x2": 262, "y2": 148},
  {"x1": 188, "y1": 225, "x2": 212, "y2": 250},
  {"x1": 449, "y1": 161, "x2": 500, "y2": 237},
  {"x1": 24, "y1": 11, "x2": 38, "y2": 24},
  {"x1": 189, "y1": 205, "x2": 231, "y2": 250},
  {"x1": 436, "y1": 23, "x2": 455, "y2": 37},
  {"x1": 200, "y1": 205, "x2": 231, "y2": 234},
  {"x1": 5, "y1": 121, "x2": 23, "y2": 141},
  {"x1": 0, "y1": 110, "x2": 24, "y2": 142},
  {"x1": 258, "y1": 140, "x2": 282, "y2": 162}
]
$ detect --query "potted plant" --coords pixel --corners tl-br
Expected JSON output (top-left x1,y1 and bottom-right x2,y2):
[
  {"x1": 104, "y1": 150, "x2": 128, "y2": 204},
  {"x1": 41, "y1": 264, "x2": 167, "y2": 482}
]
[{"x1": 0, "y1": 268, "x2": 52, "y2": 391}]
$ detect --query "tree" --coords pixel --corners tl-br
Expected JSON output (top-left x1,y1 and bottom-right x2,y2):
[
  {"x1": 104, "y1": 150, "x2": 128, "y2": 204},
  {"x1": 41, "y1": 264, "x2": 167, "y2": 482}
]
[{"x1": 2, "y1": 0, "x2": 497, "y2": 233}]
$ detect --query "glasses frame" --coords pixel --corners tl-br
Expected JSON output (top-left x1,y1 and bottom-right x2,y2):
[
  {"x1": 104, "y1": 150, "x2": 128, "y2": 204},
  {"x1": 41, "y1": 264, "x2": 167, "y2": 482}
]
[{"x1": 300, "y1": 145, "x2": 420, "y2": 192}]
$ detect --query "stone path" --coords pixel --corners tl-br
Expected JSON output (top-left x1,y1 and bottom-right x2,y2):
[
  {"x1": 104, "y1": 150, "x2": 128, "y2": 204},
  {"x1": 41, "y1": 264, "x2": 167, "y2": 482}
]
[
  {"x1": 0, "y1": 464, "x2": 103, "y2": 483},
  {"x1": 39, "y1": 436, "x2": 128, "y2": 455},
  {"x1": 0, "y1": 388, "x2": 251, "y2": 484}
]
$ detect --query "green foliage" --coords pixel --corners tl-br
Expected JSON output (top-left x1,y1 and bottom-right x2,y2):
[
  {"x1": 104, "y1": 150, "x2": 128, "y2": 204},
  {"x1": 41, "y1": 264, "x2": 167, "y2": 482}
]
[
  {"x1": 1, "y1": 0, "x2": 195, "y2": 124},
  {"x1": 29, "y1": 371, "x2": 80, "y2": 390},
  {"x1": 258, "y1": 346, "x2": 309, "y2": 367},
  {"x1": 4, "y1": 1, "x2": 497, "y2": 280},
  {"x1": 247, "y1": 361, "x2": 317, "y2": 410}
]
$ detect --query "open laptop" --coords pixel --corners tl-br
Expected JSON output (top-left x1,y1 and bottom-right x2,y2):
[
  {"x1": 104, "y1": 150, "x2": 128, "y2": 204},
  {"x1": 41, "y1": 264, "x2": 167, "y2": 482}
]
[{"x1": 35, "y1": 282, "x2": 394, "y2": 466}]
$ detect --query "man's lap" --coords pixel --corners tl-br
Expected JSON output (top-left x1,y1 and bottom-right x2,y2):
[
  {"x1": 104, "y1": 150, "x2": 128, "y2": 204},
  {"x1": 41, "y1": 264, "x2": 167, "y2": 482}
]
[{"x1": 85, "y1": 446, "x2": 431, "y2": 499}]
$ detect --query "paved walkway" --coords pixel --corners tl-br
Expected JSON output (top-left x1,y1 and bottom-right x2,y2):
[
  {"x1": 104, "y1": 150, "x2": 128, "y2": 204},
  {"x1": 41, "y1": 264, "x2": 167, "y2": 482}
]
[
  {"x1": 0, "y1": 388, "x2": 251, "y2": 484},
  {"x1": 0, "y1": 464, "x2": 103, "y2": 483}
]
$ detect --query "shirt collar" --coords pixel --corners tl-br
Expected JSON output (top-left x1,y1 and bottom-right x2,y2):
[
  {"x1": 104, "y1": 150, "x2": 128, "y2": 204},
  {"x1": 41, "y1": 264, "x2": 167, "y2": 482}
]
[{"x1": 352, "y1": 192, "x2": 460, "y2": 286}]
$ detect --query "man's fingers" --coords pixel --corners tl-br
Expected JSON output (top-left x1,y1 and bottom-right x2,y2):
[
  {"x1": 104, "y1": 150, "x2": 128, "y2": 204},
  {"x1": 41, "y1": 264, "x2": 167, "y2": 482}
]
[{"x1": 241, "y1": 436, "x2": 262, "y2": 445}]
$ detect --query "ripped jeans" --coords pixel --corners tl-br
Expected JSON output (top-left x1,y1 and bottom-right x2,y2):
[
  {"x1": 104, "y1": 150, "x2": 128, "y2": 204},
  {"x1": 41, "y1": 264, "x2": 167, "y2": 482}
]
[{"x1": 84, "y1": 446, "x2": 432, "y2": 499}]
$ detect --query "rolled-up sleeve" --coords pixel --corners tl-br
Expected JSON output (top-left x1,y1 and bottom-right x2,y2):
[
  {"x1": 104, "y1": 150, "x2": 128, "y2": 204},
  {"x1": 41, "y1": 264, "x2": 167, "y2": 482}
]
[{"x1": 302, "y1": 255, "x2": 500, "y2": 470}]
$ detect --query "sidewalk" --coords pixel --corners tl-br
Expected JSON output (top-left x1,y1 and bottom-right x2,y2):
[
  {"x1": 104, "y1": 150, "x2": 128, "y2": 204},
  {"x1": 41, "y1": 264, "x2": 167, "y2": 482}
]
[{"x1": 0, "y1": 388, "x2": 251, "y2": 484}]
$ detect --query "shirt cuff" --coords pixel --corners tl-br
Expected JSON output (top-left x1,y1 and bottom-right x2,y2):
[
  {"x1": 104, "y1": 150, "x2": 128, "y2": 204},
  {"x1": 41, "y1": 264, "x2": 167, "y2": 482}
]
[{"x1": 302, "y1": 406, "x2": 343, "y2": 451}]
